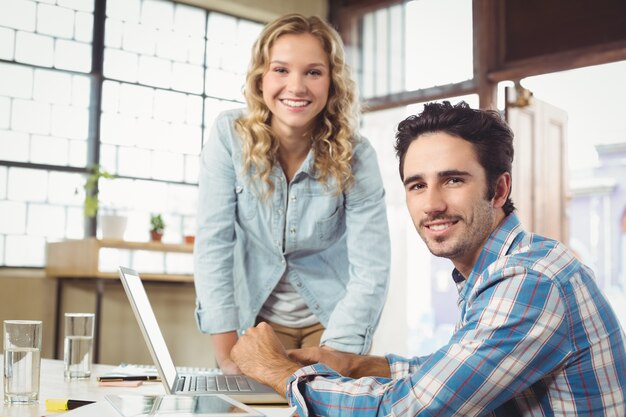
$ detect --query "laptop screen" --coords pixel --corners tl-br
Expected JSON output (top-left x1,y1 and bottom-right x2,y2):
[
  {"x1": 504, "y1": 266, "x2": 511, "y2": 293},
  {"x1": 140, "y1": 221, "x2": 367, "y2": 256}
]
[{"x1": 118, "y1": 267, "x2": 178, "y2": 393}]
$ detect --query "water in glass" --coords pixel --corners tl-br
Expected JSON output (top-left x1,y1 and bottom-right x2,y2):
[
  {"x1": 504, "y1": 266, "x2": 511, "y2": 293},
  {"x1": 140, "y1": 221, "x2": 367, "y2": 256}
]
[{"x1": 3, "y1": 347, "x2": 41, "y2": 403}]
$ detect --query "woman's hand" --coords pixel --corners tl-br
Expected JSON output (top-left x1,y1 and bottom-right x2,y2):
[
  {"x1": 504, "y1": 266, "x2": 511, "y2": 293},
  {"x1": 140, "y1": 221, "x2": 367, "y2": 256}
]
[
  {"x1": 211, "y1": 331, "x2": 241, "y2": 375},
  {"x1": 218, "y1": 357, "x2": 242, "y2": 375}
]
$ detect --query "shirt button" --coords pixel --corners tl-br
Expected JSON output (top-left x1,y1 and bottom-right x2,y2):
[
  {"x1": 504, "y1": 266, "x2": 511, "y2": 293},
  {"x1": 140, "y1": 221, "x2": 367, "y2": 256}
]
[
  {"x1": 281, "y1": 259, "x2": 285, "y2": 264},
  {"x1": 296, "y1": 282, "x2": 302, "y2": 287},
  {"x1": 290, "y1": 227, "x2": 296, "y2": 234},
  {"x1": 278, "y1": 208, "x2": 283, "y2": 214},
  {"x1": 290, "y1": 195, "x2": 297, "y2": 202},
  {"x1": 314, "y1": 304, "x2": 320, "y2": 310}
]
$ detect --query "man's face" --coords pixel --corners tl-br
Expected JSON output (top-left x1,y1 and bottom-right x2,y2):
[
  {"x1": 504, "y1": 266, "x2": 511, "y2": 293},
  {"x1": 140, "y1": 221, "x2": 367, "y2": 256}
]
[{"x1": 402, "y1": 132, "x2": 503, "y2": 275}]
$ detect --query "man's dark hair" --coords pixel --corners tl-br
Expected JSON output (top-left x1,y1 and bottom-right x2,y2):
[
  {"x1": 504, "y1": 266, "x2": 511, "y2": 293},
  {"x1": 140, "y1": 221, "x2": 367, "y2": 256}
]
[{"x1": 394, "y1": 100, "x2": 516, "y2": 215}]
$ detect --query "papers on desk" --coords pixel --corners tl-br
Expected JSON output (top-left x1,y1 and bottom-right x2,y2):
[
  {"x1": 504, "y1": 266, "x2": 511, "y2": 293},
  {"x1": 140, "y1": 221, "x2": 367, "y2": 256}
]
[{"x1": 98, "y1": 363, "x2": 219, "y2": 381}]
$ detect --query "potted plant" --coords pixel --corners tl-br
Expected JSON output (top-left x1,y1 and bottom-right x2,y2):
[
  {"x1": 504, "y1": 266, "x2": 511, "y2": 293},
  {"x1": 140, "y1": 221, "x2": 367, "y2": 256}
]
[
  {"x1": 83, "y1": 164, "x2": 114, "y2": 218},
  {"x1": 149, "y1": 214, "x2": 165, "y2": 242},
  {"x1": 80, "y1": 164, "x2": 127, "y2": 240}
]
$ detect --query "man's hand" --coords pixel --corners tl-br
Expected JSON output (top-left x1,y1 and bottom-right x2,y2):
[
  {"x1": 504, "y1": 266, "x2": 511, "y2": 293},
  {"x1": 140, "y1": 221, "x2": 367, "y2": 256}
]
[
  {"x1": 289, "y1": 346, "x2": 359, "y2": 376},
  {"x1": 231, "y1": 322, "x2": 300, "y2": 396},
  {"x1": 289, "y1": 346, "x2": 391, "y2": 379}
]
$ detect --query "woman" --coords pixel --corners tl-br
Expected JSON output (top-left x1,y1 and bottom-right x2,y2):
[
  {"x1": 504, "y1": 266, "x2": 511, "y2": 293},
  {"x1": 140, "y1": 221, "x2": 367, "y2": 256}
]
[{"x1": 194, "y1": 13, "x2": 390, "y2": 375}]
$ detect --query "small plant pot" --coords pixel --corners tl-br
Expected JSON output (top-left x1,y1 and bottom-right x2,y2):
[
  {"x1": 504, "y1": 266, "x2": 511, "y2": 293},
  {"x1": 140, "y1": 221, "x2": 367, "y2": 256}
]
[
  {"x1": 150, "y1": 231, "x2": 163, "y2": 242},
  {"x1": 183, "y1": 235, "x2": 195, "y2": 244},
  {"x1": 100, "y1": 214, "x2": 127, "y2": 240}
]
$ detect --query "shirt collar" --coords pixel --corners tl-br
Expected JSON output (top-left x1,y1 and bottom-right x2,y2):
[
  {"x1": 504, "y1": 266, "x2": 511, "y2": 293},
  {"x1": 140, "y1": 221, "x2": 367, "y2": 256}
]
[
  {"x1": 270, "y1": 148, "x2": 318, "y2": 182},
  {"x1": 298, "y1": 148, "x2": 318, "y2": 179},
  {"x1": 453, "y1": 212, "x2": 525, "y2": 296}
]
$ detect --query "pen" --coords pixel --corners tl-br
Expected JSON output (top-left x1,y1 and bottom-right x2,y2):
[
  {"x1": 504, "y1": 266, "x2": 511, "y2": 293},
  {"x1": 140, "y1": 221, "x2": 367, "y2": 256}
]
[
  {"x1": 97, "y1": 375, "x2": 160, "y2": 381},
  {"x1": 45, "y1": 399, "x2": 95, "y2": 411}
]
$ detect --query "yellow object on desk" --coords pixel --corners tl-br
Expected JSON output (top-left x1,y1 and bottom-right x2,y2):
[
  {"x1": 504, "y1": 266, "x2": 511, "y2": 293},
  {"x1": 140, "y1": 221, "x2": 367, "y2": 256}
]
[{"x1": 45, "y1": 399, "x2": 95, "y2": 411}]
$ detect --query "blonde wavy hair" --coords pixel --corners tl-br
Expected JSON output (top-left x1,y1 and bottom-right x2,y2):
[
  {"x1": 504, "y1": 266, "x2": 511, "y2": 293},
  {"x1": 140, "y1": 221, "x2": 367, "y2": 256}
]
[{"x1": 236, "y1": 13, "x2": 359, "y2": 197}]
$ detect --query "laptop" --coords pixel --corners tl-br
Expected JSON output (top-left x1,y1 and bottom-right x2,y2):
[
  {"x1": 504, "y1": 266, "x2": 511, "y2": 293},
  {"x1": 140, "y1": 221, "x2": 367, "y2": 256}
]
[{"x1": 118, "y1": 266, "x2": 288, "y2": 405}]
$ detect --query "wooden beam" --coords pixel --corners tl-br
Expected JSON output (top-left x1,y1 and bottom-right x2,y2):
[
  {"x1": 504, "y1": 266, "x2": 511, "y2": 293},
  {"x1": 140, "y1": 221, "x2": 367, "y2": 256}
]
[
  {"x1": 474, "y1": 0, "x2": 499, "y2": 109},
  {"x1": 361, "y1": 80, "x2": 477, "y2": 112},
  {"x1": 489, "y1": 41, "x2": 626, "y2": 82}
]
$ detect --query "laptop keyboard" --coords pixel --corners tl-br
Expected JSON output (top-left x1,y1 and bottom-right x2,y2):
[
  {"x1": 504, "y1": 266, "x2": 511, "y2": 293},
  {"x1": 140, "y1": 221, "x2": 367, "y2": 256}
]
[{"x1": 180, "y1": 374, "x2": 252, "y2": 392}]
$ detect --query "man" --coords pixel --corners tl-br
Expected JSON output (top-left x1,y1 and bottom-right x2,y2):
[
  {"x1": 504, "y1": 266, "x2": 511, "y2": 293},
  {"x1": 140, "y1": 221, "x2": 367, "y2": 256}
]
[{"x1": 231, "y1": 101, "x2": 626, "y2": 416}]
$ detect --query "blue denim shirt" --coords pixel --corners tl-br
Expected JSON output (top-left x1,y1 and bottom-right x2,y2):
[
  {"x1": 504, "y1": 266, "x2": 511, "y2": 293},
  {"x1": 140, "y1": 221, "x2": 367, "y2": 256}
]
[{"x1": 193, "y1": 109, "x2": 391, "y2": 354}]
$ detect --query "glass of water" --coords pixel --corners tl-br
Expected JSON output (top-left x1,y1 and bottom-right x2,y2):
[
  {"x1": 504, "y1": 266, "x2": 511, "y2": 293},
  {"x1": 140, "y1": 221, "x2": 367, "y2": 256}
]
[
  {"x1": 63, "y1": 313, "x2": 94, "y2": 380},
  {"x1": 3, "y1": 320, "x2": 42, "y2": 404}
]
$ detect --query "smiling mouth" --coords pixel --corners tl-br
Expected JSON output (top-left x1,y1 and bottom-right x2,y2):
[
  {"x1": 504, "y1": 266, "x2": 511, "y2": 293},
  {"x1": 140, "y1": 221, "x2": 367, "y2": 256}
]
[
  {"x1": 429, "y1": 223, "x2": 452, "y2": 231},
  {"x1": 424, "y1": 219, "x2": 459, "y2": 232},
  {"x1": 281, "y1": 99, "x2": 310, "y2": 108}
]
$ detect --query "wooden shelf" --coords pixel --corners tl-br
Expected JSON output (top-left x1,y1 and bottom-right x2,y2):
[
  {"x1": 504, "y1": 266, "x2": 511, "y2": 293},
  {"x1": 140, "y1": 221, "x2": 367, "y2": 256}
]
[
  {"x1": 45, "y1": 238, "x2": 193, "y2": 281},
  {"x1": 93, "y1": 238, "x2": 194, "y2": 253}
]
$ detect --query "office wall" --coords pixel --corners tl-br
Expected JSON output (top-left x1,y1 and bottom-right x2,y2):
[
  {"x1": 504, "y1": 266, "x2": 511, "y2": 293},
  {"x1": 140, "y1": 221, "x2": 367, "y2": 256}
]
[
  {"x1": 0, "y1": 271, "x2": 212, "y2": 368},
  {"x1": 180, "y1": 0, "x2": 328, "y2": 22},
  {"x1": 0, "y1": 270, "x2": 56, "y2": 358}
]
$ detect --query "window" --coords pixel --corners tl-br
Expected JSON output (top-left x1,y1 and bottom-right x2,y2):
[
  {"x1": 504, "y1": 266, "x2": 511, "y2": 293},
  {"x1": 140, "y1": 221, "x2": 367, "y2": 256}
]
[
  {"x1": 344, "y1": 0, "x2": 476, "y2": 356},
  {"x1": 351, "y1": 0, "x2": 473, "y2": 99},
  {"x1": 0, "y1": 0, "x2": 262, "y2": 267}
]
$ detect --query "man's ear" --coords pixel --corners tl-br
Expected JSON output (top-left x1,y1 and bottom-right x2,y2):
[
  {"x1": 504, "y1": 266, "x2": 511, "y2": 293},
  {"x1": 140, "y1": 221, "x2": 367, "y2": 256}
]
[{"x1": 492, "y1": 172, "x2": 511, "y2": 209}]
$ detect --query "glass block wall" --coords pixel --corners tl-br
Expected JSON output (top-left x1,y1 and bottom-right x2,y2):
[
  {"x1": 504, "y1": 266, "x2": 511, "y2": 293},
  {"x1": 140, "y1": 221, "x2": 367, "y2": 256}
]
[{"x1": 0, "y1": 0, "x2": 263, "y2": 266}]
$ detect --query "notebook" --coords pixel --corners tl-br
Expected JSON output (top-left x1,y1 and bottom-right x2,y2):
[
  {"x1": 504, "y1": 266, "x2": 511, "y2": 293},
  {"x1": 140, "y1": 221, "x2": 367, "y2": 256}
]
[{"x1": 118, "y1": 266, "x2": 287, "y2": 405}]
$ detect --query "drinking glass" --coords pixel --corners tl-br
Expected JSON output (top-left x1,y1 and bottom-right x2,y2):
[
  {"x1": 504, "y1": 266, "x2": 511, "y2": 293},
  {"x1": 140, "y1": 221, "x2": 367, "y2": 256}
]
[
  {"x1": 3, "y1": 320, "x2": 42, "y2": 404},
  {"x1": 63, "y1": 313, "x2": 94, "y2": 380}
]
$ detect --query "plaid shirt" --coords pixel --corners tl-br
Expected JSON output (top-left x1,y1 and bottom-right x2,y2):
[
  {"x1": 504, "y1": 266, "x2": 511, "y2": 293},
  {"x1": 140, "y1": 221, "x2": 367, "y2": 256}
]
[{"x1": 286, "y1": 213, "x2": 626, "y2": 416}]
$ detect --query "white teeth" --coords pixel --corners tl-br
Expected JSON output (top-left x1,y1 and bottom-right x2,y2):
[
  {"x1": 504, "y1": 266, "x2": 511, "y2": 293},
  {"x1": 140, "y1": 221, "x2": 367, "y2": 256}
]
[
  {"x1": 429, "y1": 223, "x2": 451, "y2": 231},
  {"x1": 282, "y1": 99, "x2": 309, "y2": 108}
]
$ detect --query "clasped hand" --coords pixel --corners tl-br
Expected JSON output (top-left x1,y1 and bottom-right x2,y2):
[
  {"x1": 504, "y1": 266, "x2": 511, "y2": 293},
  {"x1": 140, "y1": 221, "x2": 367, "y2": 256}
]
[
  {"x1": 231, "y1": 321, "x2": 362, "y2": 394},
  {"x1": 230, "y1": 322, "x2": 300, "y2": 396}
]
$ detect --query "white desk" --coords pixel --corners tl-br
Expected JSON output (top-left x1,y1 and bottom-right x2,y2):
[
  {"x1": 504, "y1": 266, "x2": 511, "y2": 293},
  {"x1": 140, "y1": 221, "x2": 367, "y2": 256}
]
[{"x1": 0, "y1": 358, "x2": 294, "y2": 417}]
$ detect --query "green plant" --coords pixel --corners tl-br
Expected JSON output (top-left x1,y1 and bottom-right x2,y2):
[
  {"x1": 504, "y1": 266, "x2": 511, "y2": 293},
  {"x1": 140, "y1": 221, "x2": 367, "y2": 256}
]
[
  {"x1": 150, "y1": 214, "x2": 165, "y2": 234},
  {"x1": 81, "y1": 164, "x2": 115, "y2": 218}
]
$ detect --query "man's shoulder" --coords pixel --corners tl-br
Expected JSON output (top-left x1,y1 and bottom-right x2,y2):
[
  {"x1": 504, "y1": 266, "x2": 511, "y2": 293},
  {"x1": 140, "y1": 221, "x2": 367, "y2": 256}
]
[
  {"x1": 497, "y1": 232, "x2": 583, "y2": 281},
  {"x1": 510, "y1": 231, "x2": 562, "y2": 255}
]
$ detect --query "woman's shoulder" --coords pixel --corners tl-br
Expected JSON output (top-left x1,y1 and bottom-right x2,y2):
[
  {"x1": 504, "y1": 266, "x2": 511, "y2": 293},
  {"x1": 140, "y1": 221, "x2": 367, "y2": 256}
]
[
  {"x1": 214, "y1": 107, "x2": 247, "y2": 127},
  {"x1": 210, "y1": 107, "x2": 248, "y2": 143},
  {"x1": 350, "y1": 134, "x2": 377, "y2": 158},
  {"x1": 352, "y1": 133, "x2": 372, "y2": 146},
  {"x1": 204, "y1": 107, "x2": 248, "y2": 153}
]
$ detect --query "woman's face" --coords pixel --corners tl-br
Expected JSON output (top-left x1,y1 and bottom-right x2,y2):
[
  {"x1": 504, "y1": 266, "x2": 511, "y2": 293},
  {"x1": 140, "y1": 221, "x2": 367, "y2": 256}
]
[{"x1": 261, "y1": 33, "x2": 330, "y2": 138}]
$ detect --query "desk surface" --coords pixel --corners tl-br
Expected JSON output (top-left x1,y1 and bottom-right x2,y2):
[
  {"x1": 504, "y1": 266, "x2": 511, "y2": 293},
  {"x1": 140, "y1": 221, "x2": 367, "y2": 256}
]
[{"x1": 0, "y1": 358, "x2": 294, "y2": 417}]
